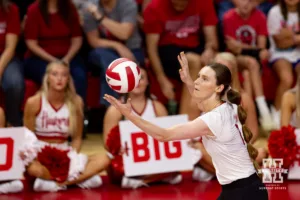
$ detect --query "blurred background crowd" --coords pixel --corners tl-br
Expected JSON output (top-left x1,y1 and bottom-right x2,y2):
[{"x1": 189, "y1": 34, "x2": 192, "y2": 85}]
[{"x1": 0, "y1": 0, "x2": 299, "y2": 151}]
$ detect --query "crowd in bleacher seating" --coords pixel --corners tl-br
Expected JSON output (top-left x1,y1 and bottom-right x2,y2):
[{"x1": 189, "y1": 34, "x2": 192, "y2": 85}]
[
  {"x1": 1, "y1": 0, "x2": 299, "y2": 130},
  {"x1": 1, "y1": 0, "x2": 300, "y2": 194}
]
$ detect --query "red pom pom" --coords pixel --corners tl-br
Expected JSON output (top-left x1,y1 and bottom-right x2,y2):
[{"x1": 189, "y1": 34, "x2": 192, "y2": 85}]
[
  {"x1": 107, "y1": 155, "x2": 124, "y2": 184},
  {"x1": 268, "y1": 125, "x2": 298, "y2": 169},
  {"x1": 106, "y1": 125, "x2": 121, "y2": 156},
  {"x1": 37, "y1": 146, "x2": 70, "y2": 183}
]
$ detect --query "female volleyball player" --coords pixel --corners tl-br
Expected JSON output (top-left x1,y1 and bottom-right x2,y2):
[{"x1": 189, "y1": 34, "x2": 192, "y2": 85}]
[
  {"x1": 104, "y1": 52, "x2": 268, "y2": 199},
  {"x1": 23, "y1": 61, "x2": 109, "y2": 192},
  {"x1": 104, "y1": 66, "x2": 182, "y2": 189},
  {"x1": 281, "y1": 76, "x2": 300, "y2": 128}
]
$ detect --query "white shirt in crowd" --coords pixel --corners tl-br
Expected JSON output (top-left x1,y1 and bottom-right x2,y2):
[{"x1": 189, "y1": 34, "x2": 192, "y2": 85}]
[{"x1": 267, "y1": 5, "x2": 300, "y2": 63}]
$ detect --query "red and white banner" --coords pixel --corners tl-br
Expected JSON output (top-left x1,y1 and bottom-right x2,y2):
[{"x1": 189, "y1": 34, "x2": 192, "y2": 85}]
[
  {"x1": 119, "y1": 115, "x2": 194, "y2": 177},
  {"x1": 0, "y1": 127, "x2": 26, "y2": 181},
  {"x1": 288, "y1": 129, "x2": 300, "y2": 180}
]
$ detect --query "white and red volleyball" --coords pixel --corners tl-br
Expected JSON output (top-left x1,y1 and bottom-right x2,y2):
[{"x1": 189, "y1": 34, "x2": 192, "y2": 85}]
[{"x1": 105, "y1": 58, "x2": 141, "y2": 93}]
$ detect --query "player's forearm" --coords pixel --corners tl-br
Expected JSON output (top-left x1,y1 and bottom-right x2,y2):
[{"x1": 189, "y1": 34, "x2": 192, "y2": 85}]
[
  {"x1": 127, "y1": 113, "x2": 169, "y2": 142},
  {"x1": 127, "y1": 113, "x2": 195, "y2": 142}
]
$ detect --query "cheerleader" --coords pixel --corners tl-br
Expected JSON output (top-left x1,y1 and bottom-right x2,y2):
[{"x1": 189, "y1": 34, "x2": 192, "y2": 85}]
[
  {"x1": 22, "y1": 61, "x2": 109, "y2": 192},
  {"x1": 103, "y1": 67, "x2": 182, "y2": 189},
  {"x1": 281, "y1": 76, "x2": 300, "y2": 128},
  {"x1": 104, "y1": 52, "x2": 268, "y2": 199}
]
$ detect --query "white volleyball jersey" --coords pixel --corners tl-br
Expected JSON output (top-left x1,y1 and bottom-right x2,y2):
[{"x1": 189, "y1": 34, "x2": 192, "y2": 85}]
[
  {"x1": 199, "y1": 102, "x2": 256, "y2": 185},
  {"x1": 35, "y1": 94, "x2": 70, "y2": 141},
  {"x1": 131, "y1": 99, "x2": 157, "y2": 119}
]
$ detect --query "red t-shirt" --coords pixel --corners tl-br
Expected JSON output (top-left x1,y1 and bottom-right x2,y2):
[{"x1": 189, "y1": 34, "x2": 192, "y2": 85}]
[
  {"x1": 223, "y1": 8, "x2": 268, "y2": 47},
  {"x1": 143, "y1": 0, "x2": 218, "y2": 48},
  {"x1": 24, "y1": 2, "x2": 82, "y2": 58},
  {"x1": 0, "y1": 4, "x2": 20, "y2": 54}
]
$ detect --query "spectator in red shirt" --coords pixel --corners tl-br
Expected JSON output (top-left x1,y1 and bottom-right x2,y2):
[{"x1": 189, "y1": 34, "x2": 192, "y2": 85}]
[
  {"x1": 24, "y1": 0, "x2": 86, "y2": 101},
  {"x1": 0, "y1": 0, "x2": 24, "y2": 127},
  {"x1": 223, "y1": 0, "x2": 274, "y2": 131},
  {"x1": 143, "y1": 0, "x2": 218, "y2": 120}
]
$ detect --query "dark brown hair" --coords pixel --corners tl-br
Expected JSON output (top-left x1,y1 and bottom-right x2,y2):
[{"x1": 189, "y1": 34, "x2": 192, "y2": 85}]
[
  {"x1": 39, "y1": 0, "x2": 75, "y2": 26},
  {"x1": 279, "y1": 0, "x2": 300, "y2": 28},
  {"x1": 208, "y1": 63, "x2": 260, "y2": 177},
  {"x1": 0, "y1": 0, "x2": 11, "y2": 13}
]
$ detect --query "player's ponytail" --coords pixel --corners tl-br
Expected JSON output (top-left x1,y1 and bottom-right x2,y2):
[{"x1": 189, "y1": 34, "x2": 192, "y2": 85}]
[
  {"x1": 209, "y1": 62, "x2": 261, "y2": 178},
  {"x1": 227, "y1": 88, "x2": 260, "y2": 178}
]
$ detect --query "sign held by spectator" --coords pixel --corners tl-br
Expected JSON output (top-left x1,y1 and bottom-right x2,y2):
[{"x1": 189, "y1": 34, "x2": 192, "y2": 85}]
[
  {"x1": 119, "y1": 115, "x2": 194, "y2": 177},
  {"x1": 0, "y1": 127, "x2": 26, "y2": 181}
]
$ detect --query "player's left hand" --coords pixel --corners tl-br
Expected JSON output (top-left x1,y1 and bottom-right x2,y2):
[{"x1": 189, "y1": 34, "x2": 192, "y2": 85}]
[{"x1": 104, "y1": 94, "x2": 133, "y2": 117}]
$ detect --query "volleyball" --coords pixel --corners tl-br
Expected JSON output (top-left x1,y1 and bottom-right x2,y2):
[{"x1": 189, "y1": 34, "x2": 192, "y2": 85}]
[{"x1": 106, "y1": 58, "x2": 141, "y2": 93}]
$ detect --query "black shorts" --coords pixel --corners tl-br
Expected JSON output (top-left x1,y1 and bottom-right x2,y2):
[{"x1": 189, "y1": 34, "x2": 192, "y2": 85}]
[
  {"x1": 158, "y1": 45, "x2": 203, "y2": 81},
  {"x1": 218, "y1": 173, "x2": 268, "y2": 200}
]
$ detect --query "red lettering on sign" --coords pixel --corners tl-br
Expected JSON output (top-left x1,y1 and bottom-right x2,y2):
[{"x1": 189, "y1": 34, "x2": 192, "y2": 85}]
[
  {"x1": 130, "y1": 132, "x2": 183, "y2": 162},
  {"x1": 153, "y1": 139, "x2": 160, "y2": 160},
  {"x1": 131, "y1": 132, "x2": 150, "y2": 162},
  {"x1": 164, "y1": 141, "x2": 182, "y2": 159},
  {"x1": 0, "y1": 138, "x2": 14, "y2": 171}
]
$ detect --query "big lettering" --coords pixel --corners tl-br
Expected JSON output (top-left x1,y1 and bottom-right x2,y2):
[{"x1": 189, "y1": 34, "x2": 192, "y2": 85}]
[
  {"x1": 0, "y1": 138, "x2": 14, "y2": 171},
  {"x1": 131, "y1": 132, "x2": 150, "y2": 162},
  {"x1": 131, "y1": 132, "x2": 182, "y2": 162}
]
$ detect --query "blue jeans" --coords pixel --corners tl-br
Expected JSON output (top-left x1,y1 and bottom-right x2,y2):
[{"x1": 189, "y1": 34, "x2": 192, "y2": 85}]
[
  {"x1": 24, "y1": 55, "x2": 87, "y2": 101},
  {"x1": 88, "y1": 47, "x2": 145, "y2": 107},
  {"x1": 1, "y1": 58, "x2": 24, "y2": 126}
]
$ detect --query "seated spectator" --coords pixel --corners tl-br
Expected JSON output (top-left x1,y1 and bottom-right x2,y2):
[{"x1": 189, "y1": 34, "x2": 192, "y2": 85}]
[
  {"x1": 215, "y1": 52, "x2": 259, "y2": 142},
  {"x1": 143, "y1": 0, "x2": 218, "y2": 120},
  {"x1": 103, "y1": 67, "x2": 182, "y2": 189},
  {"x1": 267, "y1": 0, "x2": 300, "y2": 129},
  {"x1": 82, "y1": 0, "x2": 144, "y2": 107},
  {"x1": 281, "y1": 76, "x2": 300, "y2": 128},
  {"x1": 0, "y1": 0, "x2": 24, "y2": 127},
  {"x1": 0, "y1": 106, "x2": 4, "y2": 127},
  {"x1": 223, "y1": 0, "x2": 274, "y2": 131},
  {"x1": 217, "y1": 0, "x2": 274, "y2": 21},
  {"x1": 23, "y1": 0, "x2": 87, "y2": 101}
]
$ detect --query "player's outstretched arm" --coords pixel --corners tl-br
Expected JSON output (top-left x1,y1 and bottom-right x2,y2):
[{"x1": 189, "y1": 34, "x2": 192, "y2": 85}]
[{"x1": 104, "y1": 94, "x2": 210, "y2": 141}]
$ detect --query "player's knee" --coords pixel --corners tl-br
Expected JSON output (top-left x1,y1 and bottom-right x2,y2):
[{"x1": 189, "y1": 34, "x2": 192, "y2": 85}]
[{"x1": 27, "y1": 164, "x2": 44, "y2": 178}]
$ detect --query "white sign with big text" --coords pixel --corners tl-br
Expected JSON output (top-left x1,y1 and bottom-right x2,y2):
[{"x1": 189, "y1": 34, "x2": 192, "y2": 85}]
[
  {"x1": 120, "y1": 115, "x2": 194, "y2": 177},
  {"x1": 0, "y1": 127, "x2": 27, "y2": 181}
]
